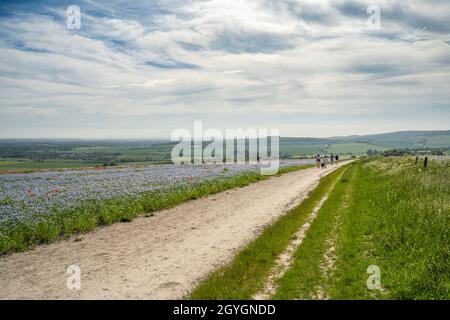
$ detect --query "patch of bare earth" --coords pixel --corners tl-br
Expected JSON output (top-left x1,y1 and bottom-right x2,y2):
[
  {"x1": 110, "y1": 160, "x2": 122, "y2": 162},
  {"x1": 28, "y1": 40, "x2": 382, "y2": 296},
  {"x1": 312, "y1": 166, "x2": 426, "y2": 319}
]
[{"x1": 312, "y1": 214, "x2": 341, "y2": 300}]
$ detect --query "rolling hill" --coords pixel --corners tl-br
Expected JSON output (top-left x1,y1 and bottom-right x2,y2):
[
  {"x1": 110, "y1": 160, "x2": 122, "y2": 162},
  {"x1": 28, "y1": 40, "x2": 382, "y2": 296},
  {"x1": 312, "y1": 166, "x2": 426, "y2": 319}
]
[{"x1": 281, "y1": 130, "x2": 450, "y2": 157}]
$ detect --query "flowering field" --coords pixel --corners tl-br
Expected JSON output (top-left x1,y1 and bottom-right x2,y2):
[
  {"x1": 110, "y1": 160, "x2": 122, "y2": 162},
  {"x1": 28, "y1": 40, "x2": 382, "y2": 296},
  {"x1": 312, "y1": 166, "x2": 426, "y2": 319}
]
[{"x1": 0, "y1": 160, "x2": 312, "y2": 253}]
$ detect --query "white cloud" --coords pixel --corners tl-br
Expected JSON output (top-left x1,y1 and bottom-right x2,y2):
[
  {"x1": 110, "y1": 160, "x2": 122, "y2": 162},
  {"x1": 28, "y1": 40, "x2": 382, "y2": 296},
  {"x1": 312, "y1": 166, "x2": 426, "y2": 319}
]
[
  {"x1": 103, "y1": 78, "x2": 174, "y2": 88},
  {"x1": 0, "y1": 0, "x2": 449, "y2": 138},
  {"x1": 222, "y1": 70, "x2": 244, "y2": 75}
]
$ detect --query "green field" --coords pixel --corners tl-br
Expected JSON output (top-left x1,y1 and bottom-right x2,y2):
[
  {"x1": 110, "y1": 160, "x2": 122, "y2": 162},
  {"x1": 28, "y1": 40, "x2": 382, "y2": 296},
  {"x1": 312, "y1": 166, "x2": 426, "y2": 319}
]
[
  {"x1": 0, "y1": 159, "x2": 102, "y2": 171},
  {"x1": 190, "y1": 158, "x2": 449, "y2": 300},
  {"x1": 327, "y1": 143, "x2": 388, "y2": 154},
  {"x1": 0, "y1": 141, "x2": 175, "y2": 172},
  {"x1": 0, "y1": 141, "x2": 380, "y2": 172},
  {"x1": 280, "y1": 142, "x2": 389, "y2": 158},
  {"x1": 72, "y1": 145, "x2": 172, "y2": 160},
  {"x1": 280, "y1": 144, "x2": 326, "y2": 156}
]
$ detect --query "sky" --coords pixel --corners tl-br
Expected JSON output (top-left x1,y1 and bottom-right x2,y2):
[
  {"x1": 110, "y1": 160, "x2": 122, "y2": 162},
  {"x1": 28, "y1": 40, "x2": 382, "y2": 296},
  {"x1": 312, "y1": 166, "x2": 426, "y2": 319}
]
[{"x1": 0, "y1": 0, "x2": 449, "y2": 139}]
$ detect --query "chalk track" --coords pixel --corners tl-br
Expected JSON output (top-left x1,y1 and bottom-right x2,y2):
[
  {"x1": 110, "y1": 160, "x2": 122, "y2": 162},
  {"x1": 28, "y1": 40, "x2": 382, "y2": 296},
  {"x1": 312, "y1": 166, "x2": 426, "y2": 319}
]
[{"x1": 0, "y1": 163, "x2": 348, "y2": 299}]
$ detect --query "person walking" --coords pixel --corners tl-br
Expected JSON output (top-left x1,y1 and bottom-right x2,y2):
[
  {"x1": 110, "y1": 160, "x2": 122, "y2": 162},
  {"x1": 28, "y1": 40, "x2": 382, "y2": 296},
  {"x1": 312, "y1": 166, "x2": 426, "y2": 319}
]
[
  {"x1": 321, "y1": 156, "x2": 328, "y2": 169},
  {"x1": 330, "y1": 153, "x2": 334, "y2": 165},
  {"x1": 335, "y1": 154, "x2": 339, "y2": 164},
  {"x1": 316, "y1": 154, "x2": 321, "y2": 168}
]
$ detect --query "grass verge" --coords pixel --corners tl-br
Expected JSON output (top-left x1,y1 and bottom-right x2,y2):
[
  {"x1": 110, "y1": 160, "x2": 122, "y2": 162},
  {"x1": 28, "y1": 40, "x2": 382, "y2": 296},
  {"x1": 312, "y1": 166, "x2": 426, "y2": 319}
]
[
  {"x1": 329, "y1": 158, "x2": 449, "y2": 299},
  {"x1": 0, "y1": 165, "x2": 311, "y2": 254},
  {"x1": 188, "y1": 164, "x2": 350, "y2": 299},
  {"x1": 275, "y1": 158, "x2": 449, "y2": 300},
  {"x1": 272, "y1": 164, "x2": 353, "y2": 299}
]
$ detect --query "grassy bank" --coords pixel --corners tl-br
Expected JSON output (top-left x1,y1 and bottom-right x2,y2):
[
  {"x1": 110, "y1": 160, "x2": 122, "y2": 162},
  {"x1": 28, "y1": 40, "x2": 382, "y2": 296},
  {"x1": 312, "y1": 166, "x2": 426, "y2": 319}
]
[
  {"x1": 189, "y1": 157, "x2": 448, "y2": 300},
  {"x1": 274, "y1": 158, "x2": 449, "y2": 299},
  {"x1": 332, "y1": 158, "x2": 449, "y2": 299},
  {"x1": 0, "y1": 165, "x2": 311, "y2": 254},
  {"x1": 188, "y1": 164, "x2": 349, "y2": 299}
]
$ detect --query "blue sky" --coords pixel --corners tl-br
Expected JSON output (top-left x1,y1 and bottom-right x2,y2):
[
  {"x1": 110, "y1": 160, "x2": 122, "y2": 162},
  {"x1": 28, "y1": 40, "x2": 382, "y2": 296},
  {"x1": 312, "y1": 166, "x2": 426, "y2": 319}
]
[{"x1": 0, "y1": 0, "x2": 449, "y2": 138}]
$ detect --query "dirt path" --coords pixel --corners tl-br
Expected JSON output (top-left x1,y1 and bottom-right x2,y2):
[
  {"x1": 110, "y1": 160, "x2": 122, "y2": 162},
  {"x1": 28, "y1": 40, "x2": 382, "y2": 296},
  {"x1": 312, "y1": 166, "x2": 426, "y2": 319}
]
[
  {"x1": 252, "y1": 194, "x2": 332, "y2": 300},
  {"x1": 0, "y1": 163, "x2": 348, "y2": 299}
]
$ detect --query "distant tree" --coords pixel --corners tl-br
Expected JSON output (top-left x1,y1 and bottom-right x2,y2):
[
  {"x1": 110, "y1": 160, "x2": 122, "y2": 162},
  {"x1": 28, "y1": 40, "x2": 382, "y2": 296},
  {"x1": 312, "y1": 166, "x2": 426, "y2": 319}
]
[
  {"x1": 382, "y1": 149, "x2": 412, "y2": 157},
  {"x1": 367, "y1": 149, "x2": 380, "y2": 157},
  {"x1": 431, "y1": 149, "x2": 445, "y2": 156}
]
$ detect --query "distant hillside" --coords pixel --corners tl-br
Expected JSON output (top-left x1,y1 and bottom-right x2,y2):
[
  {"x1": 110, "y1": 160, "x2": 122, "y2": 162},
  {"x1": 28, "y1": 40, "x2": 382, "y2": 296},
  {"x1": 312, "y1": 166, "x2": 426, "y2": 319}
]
[
  {"x1": 280, "y1": 130, "x2": 450, "y2": 157},
  {"x1": 330, "y1": 130, "x2": 450, "y2": 149}
]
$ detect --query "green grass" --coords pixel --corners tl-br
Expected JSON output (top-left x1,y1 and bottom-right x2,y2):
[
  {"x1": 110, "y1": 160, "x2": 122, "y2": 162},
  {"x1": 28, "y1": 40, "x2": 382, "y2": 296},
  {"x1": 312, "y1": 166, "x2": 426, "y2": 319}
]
[
  {"x1": 272, "y1": 165, "x2": 354, "y2": 299},
  {"x1": 326, "y1": 161, "x2": 382, "y2": 299},
  {"x1": 0, "y1": 159, "x2": 101, "y2": 171},
  {"x1": 280, "y1": 144, "x2": 326, "y2": 156},
  {"x1": 326, "y1": 158, "x2": 449, "y2": 299},
  {"x1": 0, "y1": 165, "x2": 311, "y2": 254},
  {"x1": 425, "y1": 135, "x2": 450, "y2": 147},
  {"x1": 327, "y1": 143, "x2": 388, "y2": 155},
  {"x1": 274, "y1": 158, "x2": 449, "y2": 300},
  {"x1": 188, "y1": 165, "x2": 349, "y2": 299}
]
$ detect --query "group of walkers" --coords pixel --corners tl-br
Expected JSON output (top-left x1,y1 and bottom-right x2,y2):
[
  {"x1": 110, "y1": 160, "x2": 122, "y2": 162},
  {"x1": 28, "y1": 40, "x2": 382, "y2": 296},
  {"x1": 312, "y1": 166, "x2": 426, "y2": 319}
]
[{"x1": 315, "y1": 153, "x2": 339, "y2": 169}]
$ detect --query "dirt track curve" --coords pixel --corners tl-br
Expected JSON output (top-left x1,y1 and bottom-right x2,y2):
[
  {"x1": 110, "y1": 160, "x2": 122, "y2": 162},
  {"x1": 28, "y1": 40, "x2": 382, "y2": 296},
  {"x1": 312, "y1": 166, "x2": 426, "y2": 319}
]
[{"x1": 0, "y1": 162, "x2": 348, "y2": 299}]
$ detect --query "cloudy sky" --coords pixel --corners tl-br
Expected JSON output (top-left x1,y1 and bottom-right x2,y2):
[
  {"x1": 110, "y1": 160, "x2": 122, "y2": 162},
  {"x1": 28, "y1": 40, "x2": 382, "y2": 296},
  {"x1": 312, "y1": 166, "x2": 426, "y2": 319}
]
[{"x1": 0, "y1": 0, "x2": 449, "y2": 138}]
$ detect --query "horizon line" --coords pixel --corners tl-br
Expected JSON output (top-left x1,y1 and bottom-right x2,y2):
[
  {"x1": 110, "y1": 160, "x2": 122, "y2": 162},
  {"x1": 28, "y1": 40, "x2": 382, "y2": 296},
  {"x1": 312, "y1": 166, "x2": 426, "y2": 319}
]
[{"x1": 0, "y1": 129, "x2": 449, "y2": 141}]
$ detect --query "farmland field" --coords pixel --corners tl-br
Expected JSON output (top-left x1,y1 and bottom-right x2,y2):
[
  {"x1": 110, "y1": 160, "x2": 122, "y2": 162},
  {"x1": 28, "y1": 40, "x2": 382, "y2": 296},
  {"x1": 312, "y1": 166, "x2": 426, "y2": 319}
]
[
  {"x1": 0, "y1": 160, "x2": 313, "y2": 253},
  {"x1": 327, "y1": 143, "x2": 388, "y2": 154},
  {"x1": 0, "y1": 159, "x2": 102, "y2": 171},
  {"x1": 279, "y1": 143, "x2": 389, "y2": 158},
  {"x1": 1, "y1": 133, "x2": 449, "y2": 172}
]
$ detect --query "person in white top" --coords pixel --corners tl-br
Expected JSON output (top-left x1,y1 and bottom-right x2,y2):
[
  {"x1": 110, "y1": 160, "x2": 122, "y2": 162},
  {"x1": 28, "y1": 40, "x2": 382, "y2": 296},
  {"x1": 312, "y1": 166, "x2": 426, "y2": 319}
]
[{"x1": 321, "y1": 156, "x2": 328, "y2": 169}]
